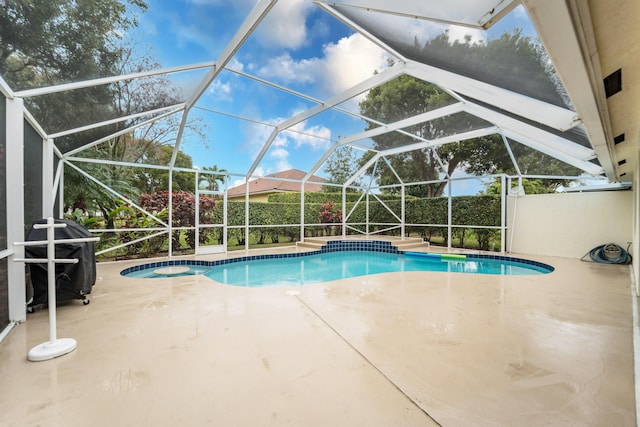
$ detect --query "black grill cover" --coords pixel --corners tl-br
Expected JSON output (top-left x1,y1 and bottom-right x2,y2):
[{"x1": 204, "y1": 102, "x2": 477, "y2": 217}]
[{"x1": 26, "y1": 219, "x2": 96, "y2": 305}]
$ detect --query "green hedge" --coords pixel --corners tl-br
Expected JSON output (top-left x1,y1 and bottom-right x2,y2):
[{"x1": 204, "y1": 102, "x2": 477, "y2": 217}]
[{"x1": 222, "y1": 192, "x2": 500, "y2": 229}]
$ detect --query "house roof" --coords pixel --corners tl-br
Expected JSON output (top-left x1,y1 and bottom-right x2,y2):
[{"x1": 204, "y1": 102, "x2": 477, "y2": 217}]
[{"x1": 226, "y1": 169, "x2": 327, "y2": 197}]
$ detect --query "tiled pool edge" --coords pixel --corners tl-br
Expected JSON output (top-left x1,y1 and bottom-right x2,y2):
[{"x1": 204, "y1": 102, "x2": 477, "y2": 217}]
[{"x1": 120, "y1": 240, "x2": 554, "y2": 276}]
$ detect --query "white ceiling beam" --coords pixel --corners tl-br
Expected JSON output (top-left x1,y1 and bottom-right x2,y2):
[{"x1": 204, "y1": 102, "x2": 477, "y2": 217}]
[
  {"x1": 63, "y1": 108, "x2": 181, "y2": 157},
  {"x1": 339, "y1": 102, "x2": 465, "y2": 145},
  {"x1": 464, "y1": 102, "x2": 595, "y2": 160},
  {"x1": 14, "y1": 62, "x2": 215, "y2": 98},
  {"x1": 406, "y1": 61, "x2": 581, "y2": 132},
  {"x1": 522, "y1": 0, "x2": 617, "y2": 180},
  {"x1": 49, "y1": 103, "x2": 185, "y2": 139},
  {"x1": 313, "y1": 0, "x2": 518, "y2": 29},
  {"x1": 379, "y1": 127, "x2": 499, "y2": 158},
  {"x1": 501, "y1": 128, "x2": 604, "y2": 176}
]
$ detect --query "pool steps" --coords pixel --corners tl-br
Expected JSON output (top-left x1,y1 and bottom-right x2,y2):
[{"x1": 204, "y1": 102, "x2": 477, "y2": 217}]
[{"x1": 297, "y1": 237, "x2": 429, "y2": 251}]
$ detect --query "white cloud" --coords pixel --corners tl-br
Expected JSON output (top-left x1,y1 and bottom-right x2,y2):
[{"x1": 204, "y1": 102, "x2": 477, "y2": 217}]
[
  {"x1": 207, "y1": 57, "x2": 246, "y2": 100},
  {"x1": 321, "y1": 34, "x2": 390, "y2": 94},
  {"x1": 208, "y1": 80, "x2": 233, "y2": 101},
  {"x1": 258, "y1": 53, "x2": 320, "y2": 85},
  {"x1": 226, "y1": 57, "x2": 245, "y2": 72},
  {"x1": 256, "y1": 0, "x2": 315, "y2": 49},
  {"x1": 287, "y1": 122, "x2": 331, "y2": 150},
  {"x1": 257, "y1": 33, "x2": 390, "y2": 98}
]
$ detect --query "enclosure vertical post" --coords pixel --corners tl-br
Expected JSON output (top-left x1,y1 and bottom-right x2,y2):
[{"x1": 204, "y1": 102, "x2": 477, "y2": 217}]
[
  {"x1": 194, "y1": 168, "x2": 200, "y2": 254},
  {"x1": 300, "y1": 182, "x2": 305, "y2": 243},
  {"x1": 447, "y1": 179, "x2": 452, "y2": 250},
  {"x1": 401, "y1": 184, "x2": 405, "y2": 239},
  {"x1": 342, "y1": 186, "x2": 346, "y2": 238},
  {"x1": 244, "y1": 181, "x2": 250, "y2": 252},
  {"x1": 168, "y1": 169, "x2": 173, "y2": 257},
  {"x1": 500, "y1": 174, "x2": 506, "y2": 253},
  {"x1": 6, "y1": 96, "x2": 26, "y2": 322},
  {"x1": 223, "y1": 190, "x2": 228, "y2": 251},
  {"x1": 366, "y1": 191, "x2": 370, "y2": 235}
]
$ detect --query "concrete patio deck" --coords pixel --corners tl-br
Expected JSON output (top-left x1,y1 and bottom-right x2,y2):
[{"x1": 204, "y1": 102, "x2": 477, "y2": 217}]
[{"x1": 0, "y1": 246, "x2": 636, "y2": 426}]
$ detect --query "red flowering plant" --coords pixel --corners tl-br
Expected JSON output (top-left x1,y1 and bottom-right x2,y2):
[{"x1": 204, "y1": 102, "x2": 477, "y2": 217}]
[
  {"x1": 319, "y1": 201, "x2": 342, "y2": 223},
  {"x1": 318, "y1": 201, "x2": 342, "y2": 236}
]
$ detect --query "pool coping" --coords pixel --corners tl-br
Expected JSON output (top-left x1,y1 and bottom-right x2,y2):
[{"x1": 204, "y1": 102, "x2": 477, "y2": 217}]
[{"x1": 120, "y1": 240, "x2": 554, "y2": 277}]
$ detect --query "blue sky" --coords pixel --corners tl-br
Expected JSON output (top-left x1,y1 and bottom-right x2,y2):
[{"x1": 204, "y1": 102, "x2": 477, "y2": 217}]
[{"x1": 129, "y1": 0, "x2": 537, "y2": 192}]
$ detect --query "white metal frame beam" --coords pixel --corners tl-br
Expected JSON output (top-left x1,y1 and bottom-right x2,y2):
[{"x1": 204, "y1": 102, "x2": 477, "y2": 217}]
[
  {"x1": 63, "y1": 108, "x2": 182, "y2": 157},
  {"x1": 339, "y1": 102, "x2": 465, "y2": 146},
  {"x1": 463, "y1": 102, "x2": 603, "y2": 175},
  {"x1": 14, "y1": 62, "x2": 215, "y2": 98},
  {"x1": 314, "y1": 0, "x2": 518, "y2": 30},
  {"x1": 378, "y1": 127, "x2": 499, "y2": 158},
  {"x1": 406, "y1": 61, "x2": 580, "y2": 132},
  {"x1": 5, "y1": 97, "x2": 26, "y2": 322},
  {"x1": 50, "y1": 103, "x2": 185, "y2": 139}
]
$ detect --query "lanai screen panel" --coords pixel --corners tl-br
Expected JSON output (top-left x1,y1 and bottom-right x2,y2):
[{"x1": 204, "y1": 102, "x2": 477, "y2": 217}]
[
  {"x1": 331, "y1": 4, "x2": 572, "y2": 109},
  {"x1": 0, "y1": 94, "x2": 7, "y2": 331},
  {"x1": 320, "y1": 0, "x2": 519, "y2": 28},
  {"x1": 24, "y1": 120, "x2": 43, "y2": 236}
]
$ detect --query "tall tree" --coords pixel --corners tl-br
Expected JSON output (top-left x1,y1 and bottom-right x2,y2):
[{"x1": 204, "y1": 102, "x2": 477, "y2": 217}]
[{"x1": 201, "y1": 165, "x2": 228, "y2": 192}]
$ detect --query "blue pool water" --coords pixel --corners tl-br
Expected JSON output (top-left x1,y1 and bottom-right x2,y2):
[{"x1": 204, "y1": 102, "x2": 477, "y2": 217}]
[{"x1": 121, "y1": 249, "x2": 553, "y2": 287}]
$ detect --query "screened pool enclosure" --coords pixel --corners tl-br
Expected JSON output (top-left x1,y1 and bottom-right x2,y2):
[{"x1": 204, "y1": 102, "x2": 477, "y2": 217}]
[{"x1": 0, "y1": 1, "x2": 638, "y2": 328}]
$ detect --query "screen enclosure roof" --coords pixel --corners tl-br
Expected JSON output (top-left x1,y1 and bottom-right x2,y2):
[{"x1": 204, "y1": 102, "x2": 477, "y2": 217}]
[{"x1": 0, "y1": 0, "x2": 634, "y2": 189}]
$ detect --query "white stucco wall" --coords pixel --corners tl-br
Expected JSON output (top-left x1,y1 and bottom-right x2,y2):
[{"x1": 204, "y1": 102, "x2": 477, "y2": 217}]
[{"x1": 507, "y1": 190, "x2": 633, "y2": 259}]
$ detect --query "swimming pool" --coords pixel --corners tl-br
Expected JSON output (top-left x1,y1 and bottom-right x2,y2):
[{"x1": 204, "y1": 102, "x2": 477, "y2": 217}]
[{"x1": 121, "y1": 243, "x2": 553, "y2": 286}]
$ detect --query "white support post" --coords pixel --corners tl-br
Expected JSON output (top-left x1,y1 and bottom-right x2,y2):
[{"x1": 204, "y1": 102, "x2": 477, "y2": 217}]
[
  {"x1": 244, "y1": 181, "x2": 250, "y2": 252},
  {"x1": 6, "y1": 96, "x2": 26, "y2": 323},
  {"x1": 168, "y1": 169, "x2": 173, "y2": 257},
  {"x1": 500, "y1": 174, "x2": 506, "y2": 253},
  {"x1": 300, "y1": 182, "x2": 305, "y2": 243},
  {"x1": 447, "y1": 179, "x2": 452, "y2": 250},
  {"x1": 223, "y1": 190, "x2": 228, "y2": 252},
  {"x1": 401, "y1": 184, "x2": 406, "y2": 239},
  {"x1": 365, "y1": 191, "x2": 370, "y2": 236},
  {"x1": 342, "y1": 186, "x2": 347, "y2": 238},
  {"x1": 194, "y1": 168, "x2": 200, "y2": 254}
]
